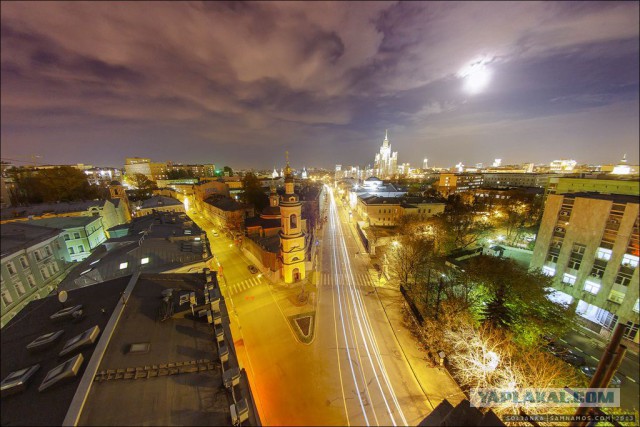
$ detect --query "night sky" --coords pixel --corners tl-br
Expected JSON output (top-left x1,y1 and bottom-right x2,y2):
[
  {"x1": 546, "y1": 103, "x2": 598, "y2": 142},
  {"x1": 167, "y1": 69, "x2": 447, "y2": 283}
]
[{"x1": 1, "y1": 1, "x2": 638, "y2": 169}]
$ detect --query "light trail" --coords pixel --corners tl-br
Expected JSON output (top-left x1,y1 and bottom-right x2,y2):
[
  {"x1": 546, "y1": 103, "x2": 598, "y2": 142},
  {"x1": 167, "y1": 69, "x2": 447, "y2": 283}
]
[
  {"x1": 329, "y1": 188, "x2": 370, "y2": 425},
  {"x1": 326, "y1": 185, "x2": 408, "y2": 426}
]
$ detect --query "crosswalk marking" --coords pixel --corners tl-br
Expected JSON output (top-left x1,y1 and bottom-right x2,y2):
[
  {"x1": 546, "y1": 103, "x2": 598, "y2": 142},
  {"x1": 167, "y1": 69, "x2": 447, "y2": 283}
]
[
  {"x1": 320, "y1": 272, "x2": 376, "y2": 289},
  {"x1": 226, "y1": 276, "x2": 263, "y2": 296}
]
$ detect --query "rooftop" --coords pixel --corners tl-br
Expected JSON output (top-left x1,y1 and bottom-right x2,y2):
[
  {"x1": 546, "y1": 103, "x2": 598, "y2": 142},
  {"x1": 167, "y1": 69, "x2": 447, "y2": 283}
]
[
  {"x1": 1, "y1": 200, "x2": 110, "y2": 220},
  {"x1": 0, "y1": 276, "x2": 130, "y2": 426},
  {"x1": 205, "y1": 196, "x2": 243, "y2": 211},
  {"x1": 0, "y1": 222, "x2": 62, "y2": 258},
  {"x1": 139, "y1": 195, "x2": 183, "y2": 210},
  {"x1": 23, "y1": 216, "x2": 102, "y2": 230},
  {"x1": 562, "y1": 192, "x2": 640, "y2": 204}
]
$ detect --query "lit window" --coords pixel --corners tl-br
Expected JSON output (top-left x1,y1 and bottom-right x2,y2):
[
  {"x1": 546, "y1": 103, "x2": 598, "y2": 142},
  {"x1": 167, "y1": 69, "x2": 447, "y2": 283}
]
[
  {"x1": 140, "y1": 257, "x2": 149, "y2": 265},
  {"x1": 584, "y1": 280, "x2": 601, "y2": 295},
  {"x1": 634, "y1": 299, "x2": 639, "y2": 314},
  {"x1": 119, "y1": 262, "x2": 128, "y2": 270},
  {"x1": 622, "y1": 254, "x2": 639, "y2": 269},
  {"x1": 596, "y1": 247, "x2": 612, "y2": 261},
  {"x1": 542, "y1": 266, "x2": 556, "y2": 277},
  {"x1": 562, "y1": 273, "x2": 576, "y2": 286},
  {"x1": 608, "y1": 290, "x2": 625, "y2": 304}
]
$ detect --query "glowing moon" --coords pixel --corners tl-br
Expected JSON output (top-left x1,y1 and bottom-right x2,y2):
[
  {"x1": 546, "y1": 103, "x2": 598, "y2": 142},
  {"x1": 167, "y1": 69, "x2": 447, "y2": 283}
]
[{"x1": 459, "y1": 61, "x2": 492, "y2": 95}]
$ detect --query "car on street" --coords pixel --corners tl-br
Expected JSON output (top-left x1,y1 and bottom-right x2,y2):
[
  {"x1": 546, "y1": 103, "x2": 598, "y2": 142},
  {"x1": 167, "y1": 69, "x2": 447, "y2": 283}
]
[
  {"x1": 580, "y1": 366, "x2": 622, "y2": 387},
  {"x1": 545, "y1": 341, "x2": 586, "y2": 367},
  {"x1": 248, "y1": 265, "x2": 258, "y2": 274},
  {"x1": 211, "y1": 230, "x2": 219, "y2": 237}
]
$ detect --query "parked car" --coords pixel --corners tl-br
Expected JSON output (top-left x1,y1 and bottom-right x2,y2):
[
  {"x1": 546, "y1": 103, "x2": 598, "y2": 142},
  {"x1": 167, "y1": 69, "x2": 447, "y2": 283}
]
[
  {"x1": 580, "y1": 366, "x2": 622, "y2": 387},
  {"x1": 211, "y1": 230, "x2": 219, "y2": 237},
  {"x1": 248, "y1": 265, "x2": 259, "y2": 274},
  {"x1": 545, "y1": 342, "x2": 586, "y2": 367}
]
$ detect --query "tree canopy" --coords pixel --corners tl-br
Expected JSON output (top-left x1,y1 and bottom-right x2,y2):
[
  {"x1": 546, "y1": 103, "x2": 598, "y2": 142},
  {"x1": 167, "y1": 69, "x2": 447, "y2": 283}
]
[
  {"x1": 240, "y1": 172, "x2": 268, "y2": 212},
  {"x1": 8, "y1": 166, "x2": 105, "y2": 204}
]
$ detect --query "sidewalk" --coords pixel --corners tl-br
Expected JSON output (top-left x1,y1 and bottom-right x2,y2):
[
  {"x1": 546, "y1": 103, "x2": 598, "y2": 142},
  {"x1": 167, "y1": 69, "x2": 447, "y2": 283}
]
[{"x1": 370, "y1": 269, "x2": 466, "y2": 413}]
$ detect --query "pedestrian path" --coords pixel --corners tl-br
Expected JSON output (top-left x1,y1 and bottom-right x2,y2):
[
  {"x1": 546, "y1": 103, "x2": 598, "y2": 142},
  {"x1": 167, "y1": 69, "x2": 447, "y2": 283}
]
[
  {"x1": 318, "y1": 272, "x2": 377, "y2": 289},
  {"x1": 226, "y1": 276, "x2": 264, "y2": 296}
]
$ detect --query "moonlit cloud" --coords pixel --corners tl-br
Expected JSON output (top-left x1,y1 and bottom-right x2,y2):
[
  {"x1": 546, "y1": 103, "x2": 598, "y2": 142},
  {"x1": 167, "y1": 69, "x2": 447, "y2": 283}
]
[{"x1": 1, "y1": 1, "x2": 638, "y2": 168}]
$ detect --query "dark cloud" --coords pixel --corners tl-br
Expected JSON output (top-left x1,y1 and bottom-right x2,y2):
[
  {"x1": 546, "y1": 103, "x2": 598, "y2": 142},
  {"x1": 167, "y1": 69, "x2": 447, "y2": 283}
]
[{"x1": 1, "y1": 1, "x2": 638, "y2": 168}]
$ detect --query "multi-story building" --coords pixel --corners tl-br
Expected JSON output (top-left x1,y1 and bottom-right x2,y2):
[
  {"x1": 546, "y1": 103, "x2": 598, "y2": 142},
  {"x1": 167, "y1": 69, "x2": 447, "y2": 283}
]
[
  {"x1": 436, "y1": 173, "x2": 484, "y2": 198},
  {"x1": 135, "y1": 195, "x2": 185, "y2": 217},
  {"x1": 22, "y1": 216, "x2": 107, "y2": 262},
  {"x1": 481, "y1": 173, "x2": 553, "y2": 188},
  {"x1": 549, "y1": 159, "x2": 577, "y2": 173},
  {"x1": 166, "y1": 162, "x2": 216, "y2": 178},
  {"x1": 279, "y1": 161, "x2": 306, "y2": 283},
  {"x1": 1, "y1": 198, "x2": 129, "y2": 236},
  {"x1": 373, "y1": 130, "x2": 398, "y2": 178},
  {"x1": 545, "y1": 176, "x2": 640, "y2": 198},
  {"x1": 356, "y1": 195, "x2": 445, "y2": 227},
  {"x1": 531, "y1": 192, "x2": 639, "y2": 343},
  {"x1": 82, "y1": 167, "x2": 123, "y2": 186},
  {"x1": 202, "y1": 196, "x2": 253, "y2": 232},
  {"x1": 1, "y1": 222, "x2": 70, "y2": 327},
  {"x1": 124, "y1": 157, "x2": 168, "y2": 182}
]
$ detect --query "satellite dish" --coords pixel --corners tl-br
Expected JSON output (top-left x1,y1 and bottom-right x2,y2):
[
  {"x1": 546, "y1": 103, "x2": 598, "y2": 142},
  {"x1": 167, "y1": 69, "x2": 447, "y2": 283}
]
[{"x1": 58, "y1": 290, "x2": 68, "y2": 304}]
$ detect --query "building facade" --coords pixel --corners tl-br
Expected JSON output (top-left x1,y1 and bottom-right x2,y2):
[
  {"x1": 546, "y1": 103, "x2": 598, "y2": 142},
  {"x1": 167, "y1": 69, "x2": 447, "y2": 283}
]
[
  {"x1": 356, "y1": 195, "x2": 445, "y2": 227},
  {"x1": 481, "y1": 173, "x2": 553, "y2": 188},
  {"x1": 436, "y1": 173, "x2": 484, "y2": 198},
  {"x1": 373, "y1": 130, "x2": 398, "y2": 178},
  {"x1": 1, "y1": 223, "x2": 70, "y2": 327},
  {"x1": 531, "y1": 192, "x2": 639, "y2": 343},
  {"x1": 124, "y1": 157, "x2": 168, "y2": 182},
  {"x1": 23, "y1": 216, "x2": 107, "y2": 262}
]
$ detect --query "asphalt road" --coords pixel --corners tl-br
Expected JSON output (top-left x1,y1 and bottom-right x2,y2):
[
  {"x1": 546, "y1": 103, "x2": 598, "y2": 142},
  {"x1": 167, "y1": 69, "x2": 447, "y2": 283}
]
[
  {"x1": 558, "y1": 328, "x2": 639, "y2": 412},
  {"x1": 186, "y1": 191, "x2": 431, "y2": 426}
]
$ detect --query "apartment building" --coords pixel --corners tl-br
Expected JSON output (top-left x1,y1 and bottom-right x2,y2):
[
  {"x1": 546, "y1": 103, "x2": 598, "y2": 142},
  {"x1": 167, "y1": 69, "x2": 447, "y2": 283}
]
[
  {"x1": 531, "y1": 192, "x2": 639, "y2": 343},
  {"x1": 1, "y1": 223, "x2": 70, "y2": 327},
  {"x1": 124, "y1": 157, "x2": 168, "y2": 181},
  {"x1": 482, "y1": 173, "x2": 553, "y2": 188},
  {"x1": 356, "y1": 195, "x2": 445, "y2": 227},
  {"x1": 23, "y1": 216, "x2": 107, "y2": 262},
  {"x1": 436, "y1": 173, "x2": 483, "y2": 198}
]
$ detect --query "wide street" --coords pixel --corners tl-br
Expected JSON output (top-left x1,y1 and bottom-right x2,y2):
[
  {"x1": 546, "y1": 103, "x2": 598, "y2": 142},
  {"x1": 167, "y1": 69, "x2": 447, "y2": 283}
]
[{"x1": 186, "y1": 186, "x2": 431, "y2": 425}]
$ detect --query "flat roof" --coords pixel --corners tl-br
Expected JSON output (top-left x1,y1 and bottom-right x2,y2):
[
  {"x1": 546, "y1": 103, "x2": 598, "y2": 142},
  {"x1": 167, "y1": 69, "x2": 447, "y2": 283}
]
[
  {"x1": 562, "y1": 192, "x2": 639, "y2": 203},
  {"x1": 1, "y1": 200, "x2": 108, "y2": 220},
  {"x1": 0, "y1": 222, "x2": 61, "y2": 257},
  {"x1": 139, "y1": 195, "x2": 183, "y2": 209},
  {"x1": 78, "y1": 273, "x2": 254, "y2": 426},
  {"x1": 23, "y1": 216, "x2": 101, "y2": 230},
  {"x1": 0, "y1": 276, "x2": 130, "y2": 426}
]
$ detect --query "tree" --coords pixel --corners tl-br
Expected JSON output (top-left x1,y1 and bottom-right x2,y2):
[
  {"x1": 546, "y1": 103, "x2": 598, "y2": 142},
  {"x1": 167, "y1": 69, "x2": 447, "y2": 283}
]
[
  {"x1": 167, "y1": 169, "x2": 194, "y2": 179},
  {"x1": 223, "y1": 166, "x2": 233, "y2": 176},
  {"x1": 128, "y1": 173, "x2": 155, "y2": 190},
  {"x1": 465, "y1": 255, "x2": 575, "y2": 346},
  {"x1": 7, "y1": 166, "x2": 102, "y2": 204},
  {"x1": 240, "y1": 172, "x2": 268, "y2": 212}
]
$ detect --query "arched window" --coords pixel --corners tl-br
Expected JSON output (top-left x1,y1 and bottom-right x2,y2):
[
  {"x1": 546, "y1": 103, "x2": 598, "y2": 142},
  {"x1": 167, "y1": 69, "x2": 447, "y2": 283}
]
[{"x1": 290, "y1": 214, "x2": 297, "y2": 229}]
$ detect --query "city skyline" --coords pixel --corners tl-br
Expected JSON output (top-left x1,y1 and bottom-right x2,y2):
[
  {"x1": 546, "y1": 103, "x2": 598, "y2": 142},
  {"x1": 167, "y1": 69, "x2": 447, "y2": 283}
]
[{"x1": 1, "y1": 2, "x2": 639, "y2": 168}]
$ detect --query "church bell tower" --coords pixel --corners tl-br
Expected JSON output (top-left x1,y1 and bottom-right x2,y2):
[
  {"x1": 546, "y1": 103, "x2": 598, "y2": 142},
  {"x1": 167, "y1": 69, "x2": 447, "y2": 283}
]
[{"x1": 279, "y1": 152, "x2": 306, "y2": 283}]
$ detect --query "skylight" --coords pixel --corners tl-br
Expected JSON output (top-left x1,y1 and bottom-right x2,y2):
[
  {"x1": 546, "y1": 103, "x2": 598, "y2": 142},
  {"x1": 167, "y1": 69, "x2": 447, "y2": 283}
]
[
  {"x1": 59, "y1": 325, "x2": 100, "y2": 357},
  {"x1": 1, "y1": 364, "x2": 40, "y2": 398},
  {"x1": 38, "y1": 353, "x2": 84, "y2": 392},
  {"x1": 50, "y1": 305, "x2": 83, "y2": 321},
  {"x1": 27, "y1": 330, "x2": 64, "y2": 351}
]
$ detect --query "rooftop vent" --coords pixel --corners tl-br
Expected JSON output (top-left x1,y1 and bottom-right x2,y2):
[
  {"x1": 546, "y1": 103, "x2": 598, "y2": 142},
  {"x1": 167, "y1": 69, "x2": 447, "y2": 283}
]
[
  {"x1": 50, "y1": 305, "x2": 83, "y2": 322},
  {"x1": 223, "y1": 367, "x2": 241, "y2": 389},
  {"x1": 59, "y1": 325, "x2": 100, "y2": 357},
  {"x1": 1, "y1": 364, "x2": 40, "y2": 398},
  {"x1": 27, "y1": 330, "x2": 64, "y2": 352},
  {"x1": 128, "y1": 343, "x2": 150, "y2": 354},
  {"x1": 230, "y1": 398, "x2": 250, "y2": 425},
  {"x1": 38, "y1": 353, "x2": 84, "y2": 392}
]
